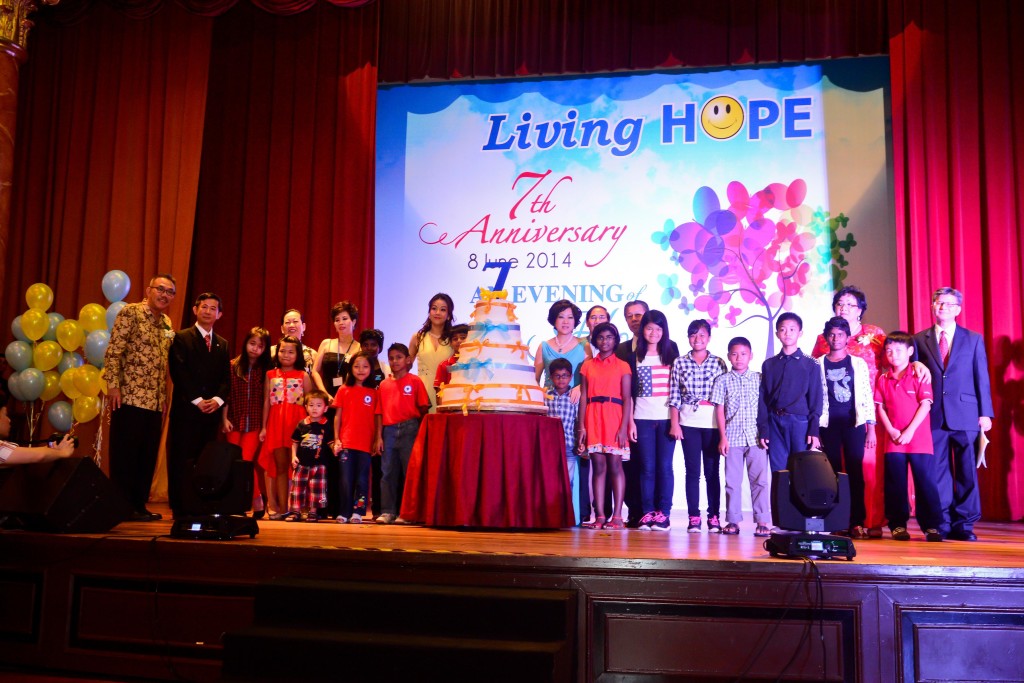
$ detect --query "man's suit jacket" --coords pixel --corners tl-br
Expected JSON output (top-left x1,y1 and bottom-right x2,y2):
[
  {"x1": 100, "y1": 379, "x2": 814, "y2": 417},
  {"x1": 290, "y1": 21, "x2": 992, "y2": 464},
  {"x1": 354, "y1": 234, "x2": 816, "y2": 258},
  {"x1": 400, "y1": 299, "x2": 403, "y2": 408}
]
[
  {"x1": 169, "y1": 326, "x2": 231, "y2": 416},
  {"x1": 913, "y1": 325, "x2": 993, "y2": 432}
]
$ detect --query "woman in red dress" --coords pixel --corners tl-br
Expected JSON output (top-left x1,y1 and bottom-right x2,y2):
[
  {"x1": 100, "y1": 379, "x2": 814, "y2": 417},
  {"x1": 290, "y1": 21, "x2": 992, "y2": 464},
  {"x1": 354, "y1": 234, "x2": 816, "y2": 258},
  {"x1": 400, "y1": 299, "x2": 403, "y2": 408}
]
[{"x1": 812, "y1": 286, "x2": 929, "y2": 538}]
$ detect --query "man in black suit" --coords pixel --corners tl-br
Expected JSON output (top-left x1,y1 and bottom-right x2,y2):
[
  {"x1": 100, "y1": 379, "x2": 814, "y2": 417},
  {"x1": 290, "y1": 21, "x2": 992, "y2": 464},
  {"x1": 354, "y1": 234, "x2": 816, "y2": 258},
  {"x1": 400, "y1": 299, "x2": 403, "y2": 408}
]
[
  {"x1": 167, "y1": 292, "x2": 231, "y2": 517},
  {"x1": 914, "y1": 287, "x2": 993, "y2": 541}
]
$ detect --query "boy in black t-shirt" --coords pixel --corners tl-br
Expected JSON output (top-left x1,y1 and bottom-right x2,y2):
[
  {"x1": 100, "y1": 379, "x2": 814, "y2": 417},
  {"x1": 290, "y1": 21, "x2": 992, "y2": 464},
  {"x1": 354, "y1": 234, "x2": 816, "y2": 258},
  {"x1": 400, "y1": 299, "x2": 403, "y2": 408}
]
[
  {"x1": 817, "y1": 316, "x2": 875, "y2": 538},
  {"x1": 287, "y1": 390, "x2": 335, "y2": 522}
]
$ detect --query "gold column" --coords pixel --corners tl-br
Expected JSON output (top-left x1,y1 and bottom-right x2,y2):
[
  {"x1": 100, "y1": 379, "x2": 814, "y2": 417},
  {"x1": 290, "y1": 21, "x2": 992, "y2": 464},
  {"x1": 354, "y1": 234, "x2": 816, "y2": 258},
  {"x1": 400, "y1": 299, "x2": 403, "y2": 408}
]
[{"x1": 0, "y1": 0, "x2": 55, "y2": 300}]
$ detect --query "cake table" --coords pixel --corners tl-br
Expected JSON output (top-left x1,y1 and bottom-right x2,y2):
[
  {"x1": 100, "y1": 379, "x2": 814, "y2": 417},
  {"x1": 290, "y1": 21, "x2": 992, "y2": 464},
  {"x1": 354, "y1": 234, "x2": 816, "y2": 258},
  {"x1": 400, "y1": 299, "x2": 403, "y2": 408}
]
[{"x1": 399, "y1": 413, "x2": 575, "y2": 528}]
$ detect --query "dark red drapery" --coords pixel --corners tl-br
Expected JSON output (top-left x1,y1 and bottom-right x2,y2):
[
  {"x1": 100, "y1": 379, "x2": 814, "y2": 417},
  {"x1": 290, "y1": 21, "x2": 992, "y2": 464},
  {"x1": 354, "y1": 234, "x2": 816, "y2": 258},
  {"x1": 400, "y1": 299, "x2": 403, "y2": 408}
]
[{"x1": 188, "y1": 0, "x2": 379, "y2": 347}]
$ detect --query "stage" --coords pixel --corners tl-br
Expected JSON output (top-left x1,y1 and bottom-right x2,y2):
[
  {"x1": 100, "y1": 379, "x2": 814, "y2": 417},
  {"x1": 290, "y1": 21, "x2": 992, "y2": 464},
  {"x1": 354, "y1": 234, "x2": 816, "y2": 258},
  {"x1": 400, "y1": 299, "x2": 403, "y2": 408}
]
[{"x1": 1, "y1": 508, "x2": 1023, "y2": 682}]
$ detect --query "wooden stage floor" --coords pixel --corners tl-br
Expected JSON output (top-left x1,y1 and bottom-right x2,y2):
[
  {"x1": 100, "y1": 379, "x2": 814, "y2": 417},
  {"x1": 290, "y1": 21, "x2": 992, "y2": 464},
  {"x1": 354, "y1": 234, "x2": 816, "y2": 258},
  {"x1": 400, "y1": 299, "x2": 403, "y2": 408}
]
[
  {"x1": 3, "y1": 505, "x2": 1024, "y2": 682},
  {"x1": 107, "y1": 503, "x2": 1024, "y2": 572}
]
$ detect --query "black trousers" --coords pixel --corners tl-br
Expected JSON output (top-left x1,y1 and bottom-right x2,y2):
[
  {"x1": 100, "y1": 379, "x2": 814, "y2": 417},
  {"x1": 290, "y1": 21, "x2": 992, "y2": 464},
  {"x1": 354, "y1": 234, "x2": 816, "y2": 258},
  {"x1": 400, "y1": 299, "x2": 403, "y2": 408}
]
[
  {"x1": 819, "y1": 418, "x2": 867, "y2": 528},
  {"x1": 166, "y1": 405, "x2": 221, "y2": 515},
  {"x1": 109, "y1": 405, "x2": 163, "y2": 513}
]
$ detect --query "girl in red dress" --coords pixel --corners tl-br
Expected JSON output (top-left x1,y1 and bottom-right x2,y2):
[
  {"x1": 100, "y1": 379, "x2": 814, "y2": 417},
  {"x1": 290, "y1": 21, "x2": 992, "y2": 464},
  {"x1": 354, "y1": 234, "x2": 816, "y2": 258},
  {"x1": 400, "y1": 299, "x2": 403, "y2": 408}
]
[
  {"x1": 578, "y1": 322, "x2": 633, "y2": 530},
  {"x1": 260, "y1": 335, "x2": 312, "y2": 519}
]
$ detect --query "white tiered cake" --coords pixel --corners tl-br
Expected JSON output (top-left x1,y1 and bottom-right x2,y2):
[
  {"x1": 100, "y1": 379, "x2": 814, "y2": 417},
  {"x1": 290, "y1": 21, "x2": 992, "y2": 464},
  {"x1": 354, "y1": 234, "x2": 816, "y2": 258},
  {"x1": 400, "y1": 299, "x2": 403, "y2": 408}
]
[{"x1": 438, "y1": 292, "x2": 546, "y2": 414}]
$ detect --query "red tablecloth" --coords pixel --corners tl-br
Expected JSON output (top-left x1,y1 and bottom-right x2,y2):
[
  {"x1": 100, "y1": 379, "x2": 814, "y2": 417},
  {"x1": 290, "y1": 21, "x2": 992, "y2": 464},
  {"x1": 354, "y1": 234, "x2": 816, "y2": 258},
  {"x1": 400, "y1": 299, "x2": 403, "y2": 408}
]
[{"x1": 400, "y1": 413, "x2": 575, "y2": 528}]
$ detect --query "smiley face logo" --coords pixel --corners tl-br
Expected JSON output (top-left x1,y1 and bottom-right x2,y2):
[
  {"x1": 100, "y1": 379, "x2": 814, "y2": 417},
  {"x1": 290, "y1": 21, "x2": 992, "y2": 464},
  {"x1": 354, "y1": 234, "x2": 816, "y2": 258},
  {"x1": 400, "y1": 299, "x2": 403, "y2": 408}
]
[{"x1": 701, "y1": 96, "x2": 744, "y2": 140}]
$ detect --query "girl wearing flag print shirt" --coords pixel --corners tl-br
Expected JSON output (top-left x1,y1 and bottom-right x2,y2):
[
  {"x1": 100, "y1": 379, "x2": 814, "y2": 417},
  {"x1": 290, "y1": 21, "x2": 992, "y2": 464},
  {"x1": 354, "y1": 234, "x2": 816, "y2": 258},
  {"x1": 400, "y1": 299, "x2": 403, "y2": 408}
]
[{"x1": 626, "y1": 310, "x2": 680, "y2": 531}]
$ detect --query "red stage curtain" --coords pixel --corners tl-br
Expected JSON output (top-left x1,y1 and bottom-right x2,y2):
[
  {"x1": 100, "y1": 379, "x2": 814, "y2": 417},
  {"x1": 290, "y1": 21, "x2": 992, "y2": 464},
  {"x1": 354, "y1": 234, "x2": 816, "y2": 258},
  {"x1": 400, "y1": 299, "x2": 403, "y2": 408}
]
[
  {"x1": 889, "y1": 0, "x2": 1024, "y2": 520},
  {"x1": 187, "y1": 0, "x2": 379, "y2": 347},
  {"x1": 378, "y1": 0, "x2": 888, "y2": 82},
  {"x1": 6, "y1": 1, "x2": 212, "y2": 342},
  {"x1": 37, "y1": 0, "x2": 373, "y2": 22}
]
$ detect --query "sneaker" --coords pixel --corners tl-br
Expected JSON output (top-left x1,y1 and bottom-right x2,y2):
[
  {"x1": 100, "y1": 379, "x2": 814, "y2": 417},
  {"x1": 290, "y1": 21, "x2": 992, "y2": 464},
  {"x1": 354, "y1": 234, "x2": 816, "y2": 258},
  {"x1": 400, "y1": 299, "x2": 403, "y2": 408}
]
[
  {"x1": 376, "y1": 513, "x2": 395, "y2": 525},
  {"x1": 335, "y1": 516, "x2": 349, "y2": 524},
  {"x1": 687, "y1": 515, "x2": 701, "y2": 533},
  {"x1": 637, "y1": 511, "x2": 657, "y2": 531},
  {"x1": 707, "y1": 515, "x2": 722, "y2": 533},
  {"x1": 891, "y1": 527, "x2": 911, "y2": 541},
  {"x1": 350, "y1": 513, "x2": 362, "y2": 524},
  {"x1": 925, "y1": 528, "x2": 944, "y2": 542},
  {"x1": 394, "y1": 517, "x2": 409, "y2": 525},
  {"x1": 652, "y1": 511, "x2": 671, "y2": 531}
]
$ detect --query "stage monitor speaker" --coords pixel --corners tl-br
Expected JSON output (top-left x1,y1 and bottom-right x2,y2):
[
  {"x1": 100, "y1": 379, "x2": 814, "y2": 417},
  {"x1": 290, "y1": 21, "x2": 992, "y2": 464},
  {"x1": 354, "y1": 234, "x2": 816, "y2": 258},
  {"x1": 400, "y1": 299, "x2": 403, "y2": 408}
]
[{"x1": 0, "y1": 457, "x2": 132, "y2": 533}]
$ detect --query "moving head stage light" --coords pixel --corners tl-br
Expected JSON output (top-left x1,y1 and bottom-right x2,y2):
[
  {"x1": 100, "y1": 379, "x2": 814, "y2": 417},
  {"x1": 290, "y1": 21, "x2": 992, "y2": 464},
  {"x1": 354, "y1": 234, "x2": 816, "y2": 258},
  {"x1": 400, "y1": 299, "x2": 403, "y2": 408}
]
[{"x1": 766, "y1": 450, "x2": 856, "y2": 561}]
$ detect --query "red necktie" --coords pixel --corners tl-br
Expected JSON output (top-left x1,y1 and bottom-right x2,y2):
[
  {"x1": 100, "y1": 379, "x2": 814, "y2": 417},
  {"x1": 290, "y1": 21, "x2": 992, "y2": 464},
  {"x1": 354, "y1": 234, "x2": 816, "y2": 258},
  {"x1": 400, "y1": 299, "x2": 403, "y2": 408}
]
[
  {"x1": 205, "y1": 334, "x2": 212, "y2": 351},
  {"x1": 939, "y1": 330, "x2": 949, "y2": 367}
]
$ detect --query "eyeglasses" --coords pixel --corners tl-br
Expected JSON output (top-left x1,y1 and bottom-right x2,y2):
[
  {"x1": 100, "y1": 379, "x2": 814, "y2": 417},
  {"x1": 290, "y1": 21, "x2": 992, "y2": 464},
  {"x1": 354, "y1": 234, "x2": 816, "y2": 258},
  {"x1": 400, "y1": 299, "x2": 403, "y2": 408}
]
[
  {"x1": 150, "y1": 285, "x2": 176, "y2": 297},
  {"x1": 934, "y1": 301, "x2": 960, "y2": 309}
]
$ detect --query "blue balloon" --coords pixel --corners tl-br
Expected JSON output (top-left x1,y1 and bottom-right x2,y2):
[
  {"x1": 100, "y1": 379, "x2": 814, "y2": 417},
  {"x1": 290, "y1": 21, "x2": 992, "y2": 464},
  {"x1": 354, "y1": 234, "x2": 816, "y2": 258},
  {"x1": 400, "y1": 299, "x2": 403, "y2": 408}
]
[
  {"x1": 101, "y1": 270, "x2": 131, "y2": 303},
  {"x1": 6, "y1": 372, "x2": 25, "y2": 401},
  {"x1": 19, "y1": 368, "x2": 45, "y2": 401},
  {"x1": 106, "y1": 301, "x2": 126, "y2": 330},
  {"x1": 11, "y1": 315, "x2": 30, "y2": 343},
  {"x1": 5, "y1": 341, "x2": 33, "y2": 372},
  {"x1": 85, "y1": 329, "x2": 110, "y2": 367},
  {"x1": 44, "y1": 312, "x2": 65, "y2": 342},
  {"x1": 58, "y1": 351, "x2": 84, "y2": 375},
  {"x1": 48, "y1": 400, "x2": 74, "y2": 432}
]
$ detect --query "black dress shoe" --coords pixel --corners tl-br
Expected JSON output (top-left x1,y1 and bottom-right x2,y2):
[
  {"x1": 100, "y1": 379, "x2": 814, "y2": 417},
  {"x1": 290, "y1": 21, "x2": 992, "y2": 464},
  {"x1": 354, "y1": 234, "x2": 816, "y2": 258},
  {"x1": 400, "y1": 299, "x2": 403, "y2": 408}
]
[
  {"x1": 948, "y1": 529, "x2": 977, "y2": 541},
  {"x1": 130, "y1": 510, "x2": 162, "y2": 522},
  {"x1": 925, "y1": 529, "x2": 945, "y2": 542},
  {"x1": 252, "y1": 509, "x2": 266, "y2": 520}
]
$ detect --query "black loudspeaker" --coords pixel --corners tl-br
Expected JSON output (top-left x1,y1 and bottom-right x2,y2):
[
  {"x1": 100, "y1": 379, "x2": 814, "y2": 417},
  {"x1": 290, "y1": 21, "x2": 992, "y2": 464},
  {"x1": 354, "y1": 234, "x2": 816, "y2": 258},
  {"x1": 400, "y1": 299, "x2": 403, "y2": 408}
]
[{"x1": 0, "y1": 457, "x2": 132, "y2": 533}]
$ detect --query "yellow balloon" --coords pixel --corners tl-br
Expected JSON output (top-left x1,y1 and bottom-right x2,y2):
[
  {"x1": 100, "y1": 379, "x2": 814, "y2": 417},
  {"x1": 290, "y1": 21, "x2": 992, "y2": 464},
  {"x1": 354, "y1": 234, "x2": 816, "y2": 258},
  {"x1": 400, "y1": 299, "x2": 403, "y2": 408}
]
[
  {"x1": 72, "y1": 396, "x2": 101, "y2": 423},
  {"x1": 41, "y1": 370, "x2": 62, "y2": 402},
  {"x1": 25, "y1": 283, "x2": 54, "y2": 312},
  {"x1": 73, "y1": 364, "x2": 102, "y2": 398},
  {"x1": 21, "y1": 308, "x2": 49, "y2": 341},
  {"x1": 60, "y1": 368, "x2": 83, "y2": 400},
  {"x1": 56, "y1": 319, "x2": 85, "y2": 352},
  {"x1": 99, "y1": 368, "x2": 109, "y2": 395},
  {"x1": 33, "y1": 340, "x2": 63, "y2": 372},
  {"x1": 79, "y1": 303, "x2": 107, "y2": 333}
]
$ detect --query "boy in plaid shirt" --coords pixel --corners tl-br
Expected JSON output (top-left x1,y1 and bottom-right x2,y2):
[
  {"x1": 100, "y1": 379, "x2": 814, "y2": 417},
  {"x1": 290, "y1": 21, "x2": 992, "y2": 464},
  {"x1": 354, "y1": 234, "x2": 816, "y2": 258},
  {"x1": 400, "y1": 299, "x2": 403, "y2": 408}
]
[
  {"x1": 545, "y1": 358, "x2": 581, "y2": 526},
  {"x1": 710, "y1": 337, "x2": 771, "y2": 537},
  {"x1": 287, "y1": 390, "x2": 335, "y2": 522}
]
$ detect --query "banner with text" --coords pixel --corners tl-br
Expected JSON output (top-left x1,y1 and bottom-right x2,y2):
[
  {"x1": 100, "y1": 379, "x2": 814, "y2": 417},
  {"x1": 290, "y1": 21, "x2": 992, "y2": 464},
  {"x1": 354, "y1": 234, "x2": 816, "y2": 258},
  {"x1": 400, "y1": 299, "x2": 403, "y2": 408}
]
[{"x1": 376, "y1": 58, "x2": 895, "y2": 366}]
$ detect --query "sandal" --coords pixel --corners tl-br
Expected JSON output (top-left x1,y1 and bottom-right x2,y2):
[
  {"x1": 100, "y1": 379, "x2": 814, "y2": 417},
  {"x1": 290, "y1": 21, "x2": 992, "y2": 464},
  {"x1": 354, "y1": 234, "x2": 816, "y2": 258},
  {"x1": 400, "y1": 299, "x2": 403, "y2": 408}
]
[
  {"x1": 602, "y1": 516, "x2": 624, "y2": 530},
  {"x1": 583, "y1": 516, "x2": 606, "y2": 529},
  {"x1": 754, "y1": 524, "x2": 771, "y2": 537},
  {"x1": 723, "y1": 523, "x2": 740, "y2": 535}
]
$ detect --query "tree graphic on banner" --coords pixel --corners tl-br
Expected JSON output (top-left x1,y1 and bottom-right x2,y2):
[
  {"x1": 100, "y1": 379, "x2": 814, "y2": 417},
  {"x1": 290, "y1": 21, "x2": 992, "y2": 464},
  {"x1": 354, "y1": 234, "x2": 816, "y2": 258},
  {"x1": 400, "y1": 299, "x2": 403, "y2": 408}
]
[{"x1": 653, "y1": 179, "x2": 851, "y2": 357}]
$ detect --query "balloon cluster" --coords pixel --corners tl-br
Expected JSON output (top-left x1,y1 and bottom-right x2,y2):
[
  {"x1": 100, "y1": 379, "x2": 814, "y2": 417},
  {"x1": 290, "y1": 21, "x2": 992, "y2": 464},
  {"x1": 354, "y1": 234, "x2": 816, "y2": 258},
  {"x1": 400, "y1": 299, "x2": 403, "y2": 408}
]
[{"x1": 4, "y1": 271, "x2": 131, "y2": 432}]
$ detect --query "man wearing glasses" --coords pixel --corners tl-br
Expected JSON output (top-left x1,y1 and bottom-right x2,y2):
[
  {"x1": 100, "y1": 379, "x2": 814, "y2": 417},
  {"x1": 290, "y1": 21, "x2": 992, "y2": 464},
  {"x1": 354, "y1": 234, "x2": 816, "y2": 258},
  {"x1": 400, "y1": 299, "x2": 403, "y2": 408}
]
[
  {"x1": 104, "y1": 274, "x2": 178, "y2": 521},
  {"x1": 914, "y1": 287, "x2": 993, "y2": 541}
]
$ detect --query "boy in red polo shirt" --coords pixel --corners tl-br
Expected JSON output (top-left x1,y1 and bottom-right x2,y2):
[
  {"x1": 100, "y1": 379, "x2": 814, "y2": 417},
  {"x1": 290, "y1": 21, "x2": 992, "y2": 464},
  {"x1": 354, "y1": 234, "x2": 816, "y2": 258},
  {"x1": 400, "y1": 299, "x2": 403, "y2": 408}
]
[
  {"x1": 374, "y1": 343, "x2": 430, "y2": 525},
  {"x1": 874, "y1": 332, "x2": 943, "y2": 542}
]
